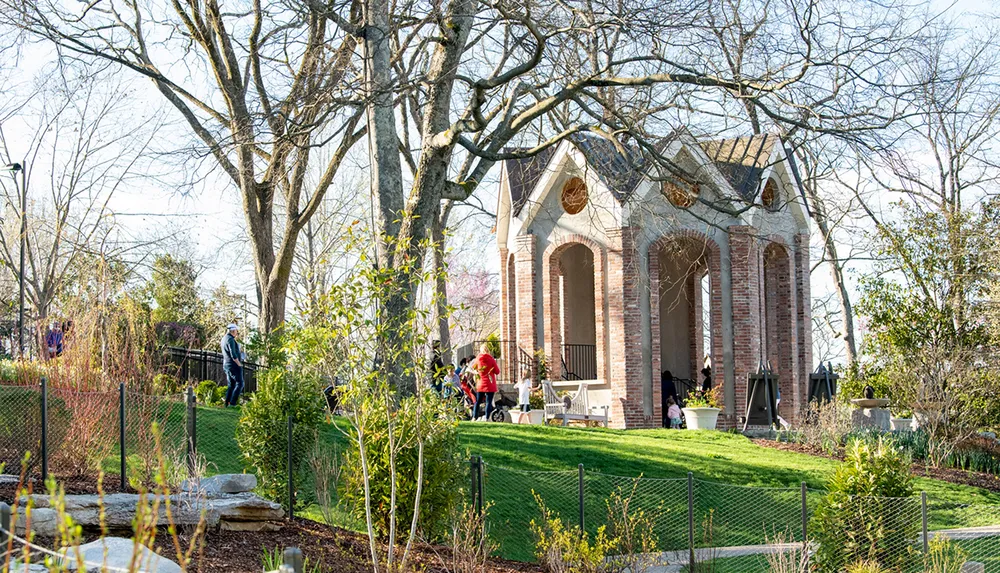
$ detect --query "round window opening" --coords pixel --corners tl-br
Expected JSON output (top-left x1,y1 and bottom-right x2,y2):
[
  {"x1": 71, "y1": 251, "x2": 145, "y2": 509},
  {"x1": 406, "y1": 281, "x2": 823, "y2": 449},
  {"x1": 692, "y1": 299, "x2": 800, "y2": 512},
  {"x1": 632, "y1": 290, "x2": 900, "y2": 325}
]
[
  {"x1": 761, "y1": 179, "x2": 778, "y2": 210},
  {"x1": 663, "y1": 181, "x2": 700, "y2": 208},
  {"x1": 561, "y1": 177, "x2": 589, "y2": 214}
]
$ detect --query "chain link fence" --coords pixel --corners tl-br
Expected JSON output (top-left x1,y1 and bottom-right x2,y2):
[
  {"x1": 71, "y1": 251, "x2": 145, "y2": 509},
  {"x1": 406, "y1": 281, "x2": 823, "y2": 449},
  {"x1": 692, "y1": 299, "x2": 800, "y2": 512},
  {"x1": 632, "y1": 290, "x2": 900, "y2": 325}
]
[
  {"x1": 476, "y1": 461, "x2": 1000, "y2": 570},
  {"x1": 3, "y1": 383, "x2": 1000, "y2": 571}
]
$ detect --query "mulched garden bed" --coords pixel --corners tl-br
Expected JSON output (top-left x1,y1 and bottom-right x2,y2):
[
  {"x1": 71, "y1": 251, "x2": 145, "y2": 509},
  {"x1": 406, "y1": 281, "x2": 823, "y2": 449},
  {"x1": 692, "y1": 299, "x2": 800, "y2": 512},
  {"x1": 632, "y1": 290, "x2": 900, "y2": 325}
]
[
  {"x1": 752, "y1": 438, "x2": 1000, "y2": 492},
  {"x1": 152, "y1": 518, "x2": 542, "y2": 573},
  {"x1": 2, "y1": 475, "x2": 540, "y2": 573}
]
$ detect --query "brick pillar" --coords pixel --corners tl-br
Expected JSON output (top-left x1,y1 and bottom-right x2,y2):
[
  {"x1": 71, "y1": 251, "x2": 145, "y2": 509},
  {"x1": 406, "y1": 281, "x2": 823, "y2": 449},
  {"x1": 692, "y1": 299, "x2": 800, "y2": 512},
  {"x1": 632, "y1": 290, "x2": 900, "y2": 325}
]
[
  {"x1": 728, "y1": 226, "x2": 762, "y2": 421},
  {"x1": 607, "y1": 227, "x2": 647, "y2": 428},
  {"x1": 543, "y1": 252, "x2": 563, "y2": 381},
  {"x1": 499, "y1": 248, "x2": 511, "y2": 343},
  {"x1": 513, "y1": 235, "x2": 538, "y2": 378},
  {"x1": 794, "y1": 234, "x2": 813, "y2": 417},
  {"x1": 648, "y1": 244, "x2": 663, "y2": 427}
]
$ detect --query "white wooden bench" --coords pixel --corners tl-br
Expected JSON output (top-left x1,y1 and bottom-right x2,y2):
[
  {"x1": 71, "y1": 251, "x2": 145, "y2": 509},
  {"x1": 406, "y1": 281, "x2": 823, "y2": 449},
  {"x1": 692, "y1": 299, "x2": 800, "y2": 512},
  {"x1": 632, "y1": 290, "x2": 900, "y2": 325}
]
[{"x1": 542, "y1": 380, "x2": 609, "y2": 427}]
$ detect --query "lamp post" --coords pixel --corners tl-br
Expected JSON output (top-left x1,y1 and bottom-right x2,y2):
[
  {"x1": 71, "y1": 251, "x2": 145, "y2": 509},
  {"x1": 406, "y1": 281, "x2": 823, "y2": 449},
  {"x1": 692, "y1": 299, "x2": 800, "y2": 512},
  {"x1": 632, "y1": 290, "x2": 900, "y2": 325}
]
[{"x1": 4, "y1": 162, "x2": 26, "y2": 359}]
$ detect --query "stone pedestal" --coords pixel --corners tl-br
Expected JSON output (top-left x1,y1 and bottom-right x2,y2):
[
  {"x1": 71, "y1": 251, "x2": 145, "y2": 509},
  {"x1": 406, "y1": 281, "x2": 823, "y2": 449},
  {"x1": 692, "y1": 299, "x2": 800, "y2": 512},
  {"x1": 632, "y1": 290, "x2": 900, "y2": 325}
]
[{"x1": 852, "y1": 408, "x2": 890, "y2": 431}]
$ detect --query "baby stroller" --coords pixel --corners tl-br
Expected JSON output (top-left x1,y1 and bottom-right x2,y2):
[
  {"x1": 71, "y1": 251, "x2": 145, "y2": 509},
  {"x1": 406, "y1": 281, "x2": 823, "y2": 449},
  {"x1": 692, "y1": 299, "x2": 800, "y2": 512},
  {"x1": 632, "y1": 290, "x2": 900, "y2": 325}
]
[{"x1": 490, "y1": 388, "x2": 517, "y2": 422}]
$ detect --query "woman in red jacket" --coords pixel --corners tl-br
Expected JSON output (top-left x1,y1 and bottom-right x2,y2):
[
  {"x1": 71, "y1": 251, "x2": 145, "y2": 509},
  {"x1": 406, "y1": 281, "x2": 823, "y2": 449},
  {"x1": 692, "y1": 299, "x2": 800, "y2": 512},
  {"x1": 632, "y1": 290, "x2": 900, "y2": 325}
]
[{"x1": 470, "y1": 344, "x2": 499, "y2": 421}]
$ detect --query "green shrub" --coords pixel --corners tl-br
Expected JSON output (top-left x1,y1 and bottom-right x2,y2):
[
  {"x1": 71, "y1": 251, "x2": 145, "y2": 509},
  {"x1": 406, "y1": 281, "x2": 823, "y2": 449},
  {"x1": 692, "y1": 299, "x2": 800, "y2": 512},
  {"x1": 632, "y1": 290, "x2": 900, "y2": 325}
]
[
  {"x1": 810, "y1": 435, "x2": 917, "y2": 572},
  {"x1": 341, "y1": 388, "x2": 464, "y2": 542},
  {"x1": 531, "y1": 493, "x2": 615, "y2": 573},
  {"x1": 152, "y1": 373, "x2": 181, "y2": 396},
  {"x1": 484, "y1": 333, "x2": 501, "y2": 359},
  {"x1": 844, "y1": 561, "x2": 889, "y2": 573},
  {"x1": 923, "y1": 535, "x2": 967, "y2": 573},
  {"x1": 236, "y1": 367, "x2": 324, "y2": 505},
  {"x1": 0, "y1": 360, "x2": 17, "y2": 383},
  {"x1": 194, "y1": 380, "x2": 225, "y2": 406}
]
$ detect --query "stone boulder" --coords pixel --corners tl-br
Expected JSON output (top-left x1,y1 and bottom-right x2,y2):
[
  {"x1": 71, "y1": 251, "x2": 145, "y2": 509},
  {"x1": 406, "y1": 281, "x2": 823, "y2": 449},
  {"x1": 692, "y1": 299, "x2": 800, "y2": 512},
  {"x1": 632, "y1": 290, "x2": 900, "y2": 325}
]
[
  {"x1": 59, "y1": 537, "x2": 181, "y2": 573},
  {"x1": 180, "y1": 473, "x2": 257, "y2": 495},
  {"x1": 0, "y1": 474, "x2": 23, "y2": 486},
  {"x1": 962, "y1": 562, "x2": 985, "y2": 573},
  {"x1": 21, "y1": 490, "x2": 283, "y2": 530},
  {"x1": 14, "y1": 507, "x2": 58, "y2": 537}
]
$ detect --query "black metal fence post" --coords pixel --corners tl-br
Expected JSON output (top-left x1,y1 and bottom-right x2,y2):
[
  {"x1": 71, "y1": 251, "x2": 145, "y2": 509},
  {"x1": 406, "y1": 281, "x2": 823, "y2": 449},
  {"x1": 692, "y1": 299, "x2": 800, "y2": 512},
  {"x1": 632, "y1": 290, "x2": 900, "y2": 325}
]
[
  {"x1": 281, "y1": 547, "x2": 303, "y2": 573},
  {"x1": 287, "y1": 415, "x2": 294, "y2": 520},
  {"x1": 688, "y1": 472, "x2": 695, "y2": 572},
  {"x1": 578, "y1": 463, "x2": 585, "y2": 533},
  {"x1": 800, "y1": 482, "x2": 808, "y2": 550},
  {"x1": 476, "y1": 455, "x2": 484, "y2": 516},
  {"x1": 921, "y1": 492, "x2": 929, "y2": 553},
  {"x1": 40, "y1": 377, "x2": 48, "y2": 480},
  {"x1": 185, "y1": 386, "x2": 196, "y2": 477},
  {"x1": 469, "y1": 455, "x2": 478, "y2": 510},
  {"x1": 119, "y1": 383, "x2": 127, "y2": 491},
  {"x1": 1, "y1": 501, "x2": 11, "y2": 549}
]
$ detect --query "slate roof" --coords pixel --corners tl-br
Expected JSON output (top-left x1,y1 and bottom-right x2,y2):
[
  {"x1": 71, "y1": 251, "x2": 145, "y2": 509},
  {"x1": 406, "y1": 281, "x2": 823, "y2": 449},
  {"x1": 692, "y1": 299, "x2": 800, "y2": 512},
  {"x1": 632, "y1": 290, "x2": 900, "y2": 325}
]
[
  {"x1": 698, "y1": 135, "x2": 778, "y2": 201},
  {"x1": 505, "y1": 132, "x2": 780, "y2": 215}
]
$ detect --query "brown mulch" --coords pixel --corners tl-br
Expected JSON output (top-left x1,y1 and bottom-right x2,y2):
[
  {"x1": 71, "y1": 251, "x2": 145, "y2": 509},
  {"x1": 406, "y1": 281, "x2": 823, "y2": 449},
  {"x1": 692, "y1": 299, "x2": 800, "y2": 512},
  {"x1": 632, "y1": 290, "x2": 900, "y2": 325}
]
[
  {"x1": 1, "y1": 475, "x2": 539, "y2": 573},
  {"x1": 149, "y1": 518, "x2": 542, "y2": 573},
  {"x1": 752, "y1": 438, "x2": 1000, "y2": 492},
  {"x1": 0, "y1": 473, "x2": 128, "y2": 502}
]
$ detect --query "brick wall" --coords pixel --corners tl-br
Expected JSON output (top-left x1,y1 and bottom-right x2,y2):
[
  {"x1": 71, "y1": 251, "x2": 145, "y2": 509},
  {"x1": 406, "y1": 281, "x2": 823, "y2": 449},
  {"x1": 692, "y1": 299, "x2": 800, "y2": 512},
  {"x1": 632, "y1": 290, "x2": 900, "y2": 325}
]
[
  {"x1": 513, "y1": 235, "x2": 538, "y2": 379},
  {"x1": 728, "y1": 226, "x2": 761, "y2": 420},
  {"x1": 794, "y1": 233, "x2": 812, "y2": 417},
  {"x1": 606, "y1": 227, "x2": 649, "y2": 428}
]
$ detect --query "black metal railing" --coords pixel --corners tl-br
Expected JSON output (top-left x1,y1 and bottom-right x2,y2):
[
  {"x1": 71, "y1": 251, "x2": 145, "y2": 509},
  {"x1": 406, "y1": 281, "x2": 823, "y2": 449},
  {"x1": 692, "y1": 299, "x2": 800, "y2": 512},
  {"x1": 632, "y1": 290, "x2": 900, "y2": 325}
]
[
  {"x1": 561, "y1": 344, "x2": 597, "y2": 380},
  {"x1": 160, "y1": 346, "x2": 261, "y2": 393}
]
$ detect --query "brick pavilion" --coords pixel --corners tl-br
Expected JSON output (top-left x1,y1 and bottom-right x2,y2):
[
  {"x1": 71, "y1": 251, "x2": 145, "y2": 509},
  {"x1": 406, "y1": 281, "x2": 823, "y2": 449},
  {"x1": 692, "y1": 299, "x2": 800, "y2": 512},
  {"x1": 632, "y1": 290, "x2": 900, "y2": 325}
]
[{"x1": 495, "y1": 130, "x2": 813, "y2": 429}]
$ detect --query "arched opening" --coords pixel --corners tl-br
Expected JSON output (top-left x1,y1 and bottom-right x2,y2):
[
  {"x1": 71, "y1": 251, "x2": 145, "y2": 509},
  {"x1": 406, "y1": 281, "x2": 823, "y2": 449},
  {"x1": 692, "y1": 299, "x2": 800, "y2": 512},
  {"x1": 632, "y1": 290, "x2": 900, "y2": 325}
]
[
  {"x1": 655, "y1": 238, "x2": 714, "y2": 383},
  {"x1": 763, "y1": 242, "x2": 795, "y2": 420},
  {"x1": 558, "y1": 244, "x2": 598, "y2": 380}
]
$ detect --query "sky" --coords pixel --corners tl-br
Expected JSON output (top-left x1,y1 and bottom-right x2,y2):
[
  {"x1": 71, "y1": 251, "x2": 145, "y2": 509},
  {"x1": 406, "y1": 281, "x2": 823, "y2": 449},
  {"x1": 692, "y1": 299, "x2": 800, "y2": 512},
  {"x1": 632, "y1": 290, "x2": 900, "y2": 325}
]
[{"x1": 0, "y1": 0, "x2": 994, "y2": 360}]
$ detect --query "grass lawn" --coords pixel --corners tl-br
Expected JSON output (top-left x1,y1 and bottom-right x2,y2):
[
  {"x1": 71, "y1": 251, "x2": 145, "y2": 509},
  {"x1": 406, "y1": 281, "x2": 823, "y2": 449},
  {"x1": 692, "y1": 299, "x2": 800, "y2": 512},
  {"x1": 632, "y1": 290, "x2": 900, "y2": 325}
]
[{"x1": 174, "y1": 409, "x2": 1000, "y2": 563}]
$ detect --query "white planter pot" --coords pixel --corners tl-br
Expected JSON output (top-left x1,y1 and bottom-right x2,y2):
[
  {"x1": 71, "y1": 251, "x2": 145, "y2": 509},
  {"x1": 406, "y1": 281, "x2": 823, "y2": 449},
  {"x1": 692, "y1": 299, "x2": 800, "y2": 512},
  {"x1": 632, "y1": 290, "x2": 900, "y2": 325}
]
[
  {"x1": 514, "y1": 409, "x2": 545, "y2": 425},
  {"x1": 890, "y1": 417, "x2": 915, "y2": 431},
  {"x1": 682, "y1": 407, "x2": 720, "y2": 430}
]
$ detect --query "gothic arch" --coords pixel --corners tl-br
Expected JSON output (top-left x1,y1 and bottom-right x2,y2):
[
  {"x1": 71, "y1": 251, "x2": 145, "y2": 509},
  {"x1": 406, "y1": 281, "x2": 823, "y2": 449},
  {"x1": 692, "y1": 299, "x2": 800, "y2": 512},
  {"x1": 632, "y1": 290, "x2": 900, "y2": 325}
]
[
  {"x1": 542, "y1": 234, "x2": 607, "y2": 382},
  {"x1": 647, "y1": 230, "x2": 724, "y2": 398}
]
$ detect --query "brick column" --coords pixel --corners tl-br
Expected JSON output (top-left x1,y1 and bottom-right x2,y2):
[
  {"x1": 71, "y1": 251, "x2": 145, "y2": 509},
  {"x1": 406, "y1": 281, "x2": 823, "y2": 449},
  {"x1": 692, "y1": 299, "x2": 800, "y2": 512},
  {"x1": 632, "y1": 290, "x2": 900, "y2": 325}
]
[
  {"x1": 513, "y1": 235, "x2": 538, "y2": 378},
  {"x1": 499, "y1": 248, "x2": 511, "y2": 343},
  {"x1": 764, "y1": 243, "x2": 799, "y2": 423},
  {"x1": 648, "y1": 244, "x2": 663, "y2": 427},
  {"x1": 728, "y1": 226, "x2": 762, "y2": 420},
  {"x1": 607, "y1": 227, "x2": 647, "y2": 428},
  {"x1": 794, "y1": 233, "x2": 813, "y2": 417}
]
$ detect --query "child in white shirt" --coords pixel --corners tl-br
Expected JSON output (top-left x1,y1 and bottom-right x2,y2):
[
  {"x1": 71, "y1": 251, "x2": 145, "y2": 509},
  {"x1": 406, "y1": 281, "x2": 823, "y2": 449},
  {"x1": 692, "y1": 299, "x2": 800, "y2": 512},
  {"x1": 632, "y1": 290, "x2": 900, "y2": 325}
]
[
  {"x1": 667, "y1": 396, "x2": 683, "y2": 429},
  {"x1": 443, "y1": 364, "x2": 460, "y2": 398},
  {"x1": 514, "y1": 371, "x2": 533, "y2": 423}
]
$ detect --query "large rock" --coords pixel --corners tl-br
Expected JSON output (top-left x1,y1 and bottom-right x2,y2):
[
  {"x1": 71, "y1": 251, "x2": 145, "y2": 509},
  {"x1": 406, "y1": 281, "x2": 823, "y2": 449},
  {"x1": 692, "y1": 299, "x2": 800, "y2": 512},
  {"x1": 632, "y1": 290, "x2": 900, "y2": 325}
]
[
  {"x1": 180, "y1": 473, "x2": 257, "y2": 495},
  {"x1": 59, "y1": 537, "x2": 181, "y2": 573},
  {"x1": 21, "y1": 491, "x2": 283, "y2": 529},
  {"x1": 962, "y1": 562, "x2": 985, "y2": 573},
  {"x1": 6, "y1": 563, "x2": 49, "y2": 573},
  {"x1": 1, "y1": 474, "x2": 24, "y2": 486},
  {"x1": 15, "y1": 507, "x2": 58, "y2": 537}
]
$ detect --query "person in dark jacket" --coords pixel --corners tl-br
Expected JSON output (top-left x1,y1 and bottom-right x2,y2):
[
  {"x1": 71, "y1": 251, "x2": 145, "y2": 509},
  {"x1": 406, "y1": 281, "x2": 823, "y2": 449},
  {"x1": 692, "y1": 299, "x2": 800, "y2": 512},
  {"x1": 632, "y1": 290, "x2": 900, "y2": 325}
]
[
  {"x1": 660, "y1": 370, "x2": 678, "y2": 428},
  {"x1": 221, "y1": 324, "x2": 244, "y2": 407}
]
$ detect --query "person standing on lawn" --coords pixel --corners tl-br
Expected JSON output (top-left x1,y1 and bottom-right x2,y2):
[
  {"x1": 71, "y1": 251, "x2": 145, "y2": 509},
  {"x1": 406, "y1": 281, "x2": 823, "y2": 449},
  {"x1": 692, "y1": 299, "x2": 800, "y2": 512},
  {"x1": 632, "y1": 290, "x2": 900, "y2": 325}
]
[
  {"x1": 221, "y1": 324, "x2": 244, "y2": 407},
  {"x1": 470, "y1": 344, "x2": 499, "y2": 420}
]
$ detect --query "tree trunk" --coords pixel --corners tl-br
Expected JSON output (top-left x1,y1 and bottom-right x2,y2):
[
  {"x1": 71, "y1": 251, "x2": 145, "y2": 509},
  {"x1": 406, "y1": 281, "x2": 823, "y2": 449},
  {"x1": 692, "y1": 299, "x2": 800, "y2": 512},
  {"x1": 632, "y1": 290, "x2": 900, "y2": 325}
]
[{"x1": 432, "y1": 203, "x2": 453, "y2": 364}]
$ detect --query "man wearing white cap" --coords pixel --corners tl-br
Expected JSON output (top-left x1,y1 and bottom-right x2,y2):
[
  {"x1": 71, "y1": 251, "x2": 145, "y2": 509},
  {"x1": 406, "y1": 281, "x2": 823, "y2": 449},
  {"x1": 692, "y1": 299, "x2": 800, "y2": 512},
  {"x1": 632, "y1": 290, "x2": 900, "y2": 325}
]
[{"x1": 221, "y1": 324, "x2": 244, "y2": 407}]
